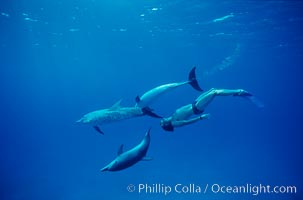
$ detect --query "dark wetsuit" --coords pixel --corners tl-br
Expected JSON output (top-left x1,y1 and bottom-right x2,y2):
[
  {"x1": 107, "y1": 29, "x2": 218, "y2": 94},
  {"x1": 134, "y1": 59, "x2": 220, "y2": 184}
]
[
  {"x1": 162, "y1": 121, "x2": 174, "y2": 131},
  {"x1": 192, "y1": 102, "x2": 204, "y2": 115}
]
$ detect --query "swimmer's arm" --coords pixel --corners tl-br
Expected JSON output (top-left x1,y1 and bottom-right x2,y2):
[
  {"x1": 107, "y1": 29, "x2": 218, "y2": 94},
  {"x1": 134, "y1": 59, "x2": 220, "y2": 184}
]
[{"x1": 172, "y1": 114, "x2": 210, "y2": 127}]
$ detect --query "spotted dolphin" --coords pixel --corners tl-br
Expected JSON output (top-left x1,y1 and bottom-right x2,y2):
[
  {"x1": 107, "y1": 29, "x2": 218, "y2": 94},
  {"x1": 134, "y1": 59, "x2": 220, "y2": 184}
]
[
  {"x1": 135, "y1": 67, "x2": 202, "y2": 108},
  {"x1": 76, "y1": 100, "x2": 160, "y2": 134},
  {"x1": 101, "y1": 128, "x2": 151, "y2": 172}
]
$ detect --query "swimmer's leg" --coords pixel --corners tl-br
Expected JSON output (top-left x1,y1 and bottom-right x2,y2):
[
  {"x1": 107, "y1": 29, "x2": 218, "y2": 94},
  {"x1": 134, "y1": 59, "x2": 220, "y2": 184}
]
[
  {"x1": 194, "y1": 88, "x2": 252, "y2": 110},
  {"x1": 194, "y1": 88, "x2": 217, "y2": 110}
]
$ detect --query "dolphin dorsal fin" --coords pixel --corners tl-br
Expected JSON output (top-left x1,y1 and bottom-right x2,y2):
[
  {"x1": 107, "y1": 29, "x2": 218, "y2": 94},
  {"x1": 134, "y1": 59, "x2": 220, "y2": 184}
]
[
  {"x1": 135, "y1": 96, "x2": 141, "y2": 103},
  {"x1": 117, "y1": 145, "x2": 124, "y2": 155},
  {"x1": 110, "y1": 99, "x2": 122, "y2": 110}
]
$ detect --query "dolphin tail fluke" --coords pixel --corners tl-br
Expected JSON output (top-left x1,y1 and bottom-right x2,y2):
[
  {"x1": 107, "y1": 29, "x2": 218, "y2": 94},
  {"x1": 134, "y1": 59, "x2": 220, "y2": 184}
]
[
  {"x1": 142, "y1": 107, "x2": 162, "y2": 118},
  {"x1": 188, "y1": 67, "x2": 203, "y2": 92},
  {"x1": 93, "y1": 126, "x2": 104, "y2": 135}
]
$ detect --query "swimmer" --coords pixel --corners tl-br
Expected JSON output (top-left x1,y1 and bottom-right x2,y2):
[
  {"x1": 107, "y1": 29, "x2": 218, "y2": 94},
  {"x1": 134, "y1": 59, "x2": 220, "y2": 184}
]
[{"x1": 160, "y1": 88, "x2": 259, "y2": 131}]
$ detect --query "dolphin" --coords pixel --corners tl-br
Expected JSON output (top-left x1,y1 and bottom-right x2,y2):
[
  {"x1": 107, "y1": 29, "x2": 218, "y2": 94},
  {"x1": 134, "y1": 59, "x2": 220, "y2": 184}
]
[
  {"x1": 212, "y1": 13, "x2": 234, "y2": 23},
  {"x1": 76, "y1": 100, "x2": 160, "y2": 134},
  {"x1": 100, "y1": 128, "x2": 151, "y2": 172},
  {"x1": 135, "y1": 67, "x2": 203, "y2": 108}
]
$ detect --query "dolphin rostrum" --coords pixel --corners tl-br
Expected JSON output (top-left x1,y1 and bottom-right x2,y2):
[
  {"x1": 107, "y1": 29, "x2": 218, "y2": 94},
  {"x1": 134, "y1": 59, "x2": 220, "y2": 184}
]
[
  {"x1": 135, "y1": 67, "x2": 202, "y2": 108},
  {"x1": 76, "y1": 100, "x2": 160, "y2": 134},
  {"x1": 101, "y1": 128, "x2": 151, "y2": 172}
]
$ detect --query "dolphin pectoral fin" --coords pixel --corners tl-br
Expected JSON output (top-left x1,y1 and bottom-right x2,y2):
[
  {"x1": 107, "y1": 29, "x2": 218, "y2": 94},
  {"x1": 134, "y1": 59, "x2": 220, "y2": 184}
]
[
  {"x1": 142, "y1": 107, "x2": 162, "y2": 118},
  {"x1": 135, "y1": 96, "x2": 141, "y2": 103},
  {"x1": 93, "y1": 126, "x2": 104, "y2": 135},
  {"x1": 141, "y1": 157, "x2": 153, "y2": 161},
  {"x1": 117, "y1": 145, "x2": 124, "y2": 155},
  {"x1": 188, "y1": 67, "x2": 203, "y2": 92}
]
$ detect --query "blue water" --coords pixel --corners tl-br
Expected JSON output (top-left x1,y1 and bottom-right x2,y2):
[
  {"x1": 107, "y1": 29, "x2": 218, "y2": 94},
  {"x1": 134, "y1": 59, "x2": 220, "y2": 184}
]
[{"x1": 1, "y1": 0, "x2": 302, "y2": 199}]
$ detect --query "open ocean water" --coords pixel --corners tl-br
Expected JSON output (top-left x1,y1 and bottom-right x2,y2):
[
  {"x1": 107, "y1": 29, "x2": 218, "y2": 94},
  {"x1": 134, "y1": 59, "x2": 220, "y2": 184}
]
[{"x1": 0, "y1": 0, "x2": 302, "y2": 199}]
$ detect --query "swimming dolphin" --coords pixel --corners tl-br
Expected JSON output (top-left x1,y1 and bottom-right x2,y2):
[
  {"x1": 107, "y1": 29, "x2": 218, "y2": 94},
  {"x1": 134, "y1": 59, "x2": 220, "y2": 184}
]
[
  {"x1": 76, "y1": 100, "x2": 160, "y2": 134},
  {"x1": 135, "y1": 67, "x2": 202, "y2": 108},
  {"x1": 100, "y1": 128, "x2": 151, "y2": 172}
]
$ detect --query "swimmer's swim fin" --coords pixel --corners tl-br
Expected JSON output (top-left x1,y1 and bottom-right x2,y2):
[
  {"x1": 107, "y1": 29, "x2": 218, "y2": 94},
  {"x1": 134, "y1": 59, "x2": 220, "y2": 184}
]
[
  {"x1": 233, "y1": 90, "x2": 253, "y2": 97},
  {"x1": 233, "y1": 91, "x2": 264, "y2": 108},
  {"x1": 188, "y1": 67, "x2": 203, "y2": 92},
  {"x1": 245, "y1": 96, "x2": 265, "y2": 108}
]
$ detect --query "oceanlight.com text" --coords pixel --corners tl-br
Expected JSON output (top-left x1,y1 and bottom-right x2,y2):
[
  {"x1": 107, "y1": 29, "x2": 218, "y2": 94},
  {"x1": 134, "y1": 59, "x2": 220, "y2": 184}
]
[
  {"x1": 126, "y1": 183, "x2": 297, "y2": 196},
  {"x1": 210, "y1": 183, "x2": 297, "y2": 196}
]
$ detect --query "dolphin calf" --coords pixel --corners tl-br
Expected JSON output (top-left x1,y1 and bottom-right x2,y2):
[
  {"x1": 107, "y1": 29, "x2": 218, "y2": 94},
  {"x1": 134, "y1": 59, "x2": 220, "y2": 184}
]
[
  {"x1": 135, "y1": 67, "x2": 203, "y2": 108},
  {"x1": 76, "y1": 100, "x2": 160, "y2": 134},
  {"x1": 101, "y1": 128, "x2": 151, "y2": 172}
]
